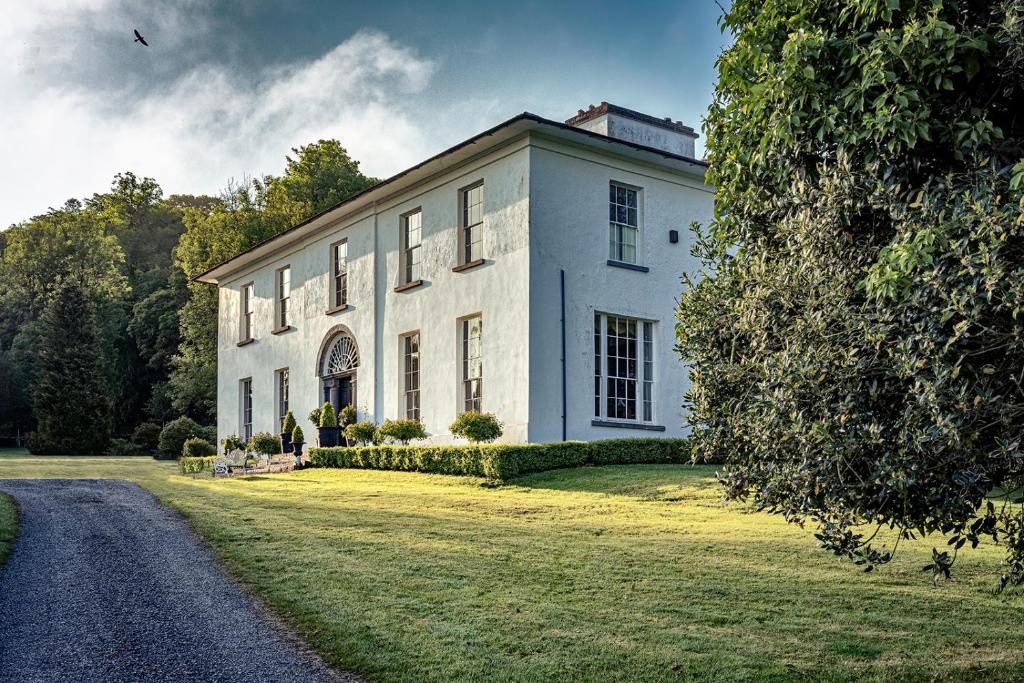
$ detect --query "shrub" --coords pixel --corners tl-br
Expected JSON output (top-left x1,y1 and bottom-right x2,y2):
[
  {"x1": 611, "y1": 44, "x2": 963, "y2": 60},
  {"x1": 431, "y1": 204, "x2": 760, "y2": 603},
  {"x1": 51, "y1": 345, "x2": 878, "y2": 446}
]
[
  {"x1": 182, "y1": 437, "x2": 216, "y2": 458},
  {"x1": 157, "y1": 416, "x2": 205, "y2": 460},
  {"x1": 339, "y1": 405, "x2": 357, "y2": 428},
  {"x1": 107, "y1": 438, "x2": 141, "y2": 456},
  {"x1": 222, "y1": 434, "x2": 244, "y2": 452},
  {"x1": 308, "y1": 406, "x2": 321, "y2": 426},
  {"x1": 344, "y1": 421, "x2": 378, "y2": 445},
  {"x1": 248, "y1": 431, "x2": 280, "y2": 456},
  {"x1": 179, "y1": 456, "x2": 218, "y2": 475},
  {"x1": 131, "y1": 422, "x2": 162, "y2": 454},
  {"x1": 318, "y1": 402, "x2": 337, "y2": 428},
  {"x1": 376, "y1": 419, "x2": 427, "y2": 445},
  {"x1": 281, "y1": 411, "x2": 297, "y2": 436},
  {"x1": 449, "y1": 412, "x2": 503, "y2": 443},
  {"x1": 311, "y1": 438, "x2": 690, "y2": 481},
  {"x1": 291, "y1": 424, "x2": 305, "y2": 444}
]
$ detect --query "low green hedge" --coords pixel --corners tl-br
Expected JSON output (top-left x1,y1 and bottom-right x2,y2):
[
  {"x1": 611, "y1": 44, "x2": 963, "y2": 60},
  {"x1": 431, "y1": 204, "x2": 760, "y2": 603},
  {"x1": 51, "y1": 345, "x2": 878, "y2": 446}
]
[
  {"x1": 310, "y1": 438, "x2": 691, "y2": 480},
  {"x1": 179, "y1": 455, "x2": 219, "y2": 475}
]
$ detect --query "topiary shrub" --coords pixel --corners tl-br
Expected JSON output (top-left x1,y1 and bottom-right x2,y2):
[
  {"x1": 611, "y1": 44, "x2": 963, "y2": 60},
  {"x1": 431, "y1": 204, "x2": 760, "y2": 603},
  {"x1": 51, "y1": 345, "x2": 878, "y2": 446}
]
[
  {"x1": 291, "y1": 424, "x2": 304, "y2": 444},
  {"x1": 318, "y1": 402, "x2": 337, "y2": 428},
  {"x1": 248, "y1": 431, "x2": 280, "y2": 456},
  {"x1": 376, "y1": 419, "x2": 427, "y2": 445},
  {"x1": 282, "y1": 411, "x2": 297, "y2": 435},
  {"x1": 344, "y1": 421, "x2": 378, "y2": 446},
  {"x1": 131, "y1": 422, "x2": 162, "y2": 454},
  {"x1": 308, "y1": 406, "x2": 322, "y2": 426},
  {"x1": 157, "y1": 416, "x2": 205, "y2": 460},
  {"x1": 449, "y1": 412, "x2": 503, "y2": 443},
  {"x1": 182, "y1": 437, "x2": 217, "y2": 458},
  {"x1": 339, "y1": 405, "x2": 357, "y2": 428},
  {"x1": 222, "y1": 434, "x2": 244, "y2": 452},
  {"x1": 107, "y1": 438, "x2": 141, "y2": 456}
]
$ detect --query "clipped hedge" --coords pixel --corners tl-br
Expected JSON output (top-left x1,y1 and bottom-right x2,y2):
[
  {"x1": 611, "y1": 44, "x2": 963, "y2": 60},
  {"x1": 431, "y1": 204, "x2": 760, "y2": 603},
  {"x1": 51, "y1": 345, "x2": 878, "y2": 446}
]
[
  {"x1": 179, "y1": 456, "x2": 219, "y2": 475},
  {"x1": 310, "y1": 438, "x2": 691, "y2": 480}
]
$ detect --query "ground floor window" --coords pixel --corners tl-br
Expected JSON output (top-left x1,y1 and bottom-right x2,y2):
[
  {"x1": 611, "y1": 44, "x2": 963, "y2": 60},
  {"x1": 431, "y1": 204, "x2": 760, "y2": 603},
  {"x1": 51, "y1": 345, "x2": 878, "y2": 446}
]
[
  {"x1": 276, "y1": 368, "x2": 289, "y2": 432},
  {"x1": 594, "y1": 313, "x2": 654, "y2": 422},
  {"x1": 240, "y1": 378, "x2": 253, "y2": 441},
  {"x1": 402, "y1": 332, "x2": 420, "y2": 420},
  {"x1": 460, "y1": 315, "x2": 482, "y2": 413}
]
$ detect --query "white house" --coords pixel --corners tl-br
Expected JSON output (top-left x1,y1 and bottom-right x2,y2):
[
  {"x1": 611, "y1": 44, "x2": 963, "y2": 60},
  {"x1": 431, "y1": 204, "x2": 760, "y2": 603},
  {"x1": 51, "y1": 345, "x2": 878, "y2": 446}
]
[{"x1": 196, "y1": 103, "x2": 713, "y2": 446}]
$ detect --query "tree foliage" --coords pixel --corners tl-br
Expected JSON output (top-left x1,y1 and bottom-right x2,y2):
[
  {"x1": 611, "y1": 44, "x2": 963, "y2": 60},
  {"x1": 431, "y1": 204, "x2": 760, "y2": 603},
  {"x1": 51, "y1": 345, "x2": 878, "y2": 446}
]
[{"x1": 678, "y1": 0, "x2": 1024, "y2": 585}]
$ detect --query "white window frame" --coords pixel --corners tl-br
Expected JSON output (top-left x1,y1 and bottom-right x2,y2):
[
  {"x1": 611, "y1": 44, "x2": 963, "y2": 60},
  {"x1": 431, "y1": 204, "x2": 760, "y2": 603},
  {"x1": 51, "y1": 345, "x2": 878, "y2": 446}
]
[
  {"x1": 275, "y1": 266, "x2": 291, "y2": 329},
  {"x1": 400, "y1": 331, "x2": 420, "y2": 421},
  {"x1": 400, "y1": 208, "x2": 422, "y2": 284},
  {"x1": 459, "y1": 181, "x2": 484, "y2": 264},
  {"x1": 330, "y1": 239, "x2": 348, "y2": 309},
  {"x1": 458, "y1": 314, "x2": 483, "y2": 414},
  {"x1": 276, "y1": 368, "x2": 289, "y2": 433},
  {"x1": 594, "y1": 313, "x2": 655, "y2": 424},
  {"x1": 240, "y1": 377, "x2": 253, "y2": 442},
  {"x1": 240, "y1": 282, "x2": 255, "y2": 341},
  {"x1": 609, "y1": 182, "x2": 641, "y2": 264}
]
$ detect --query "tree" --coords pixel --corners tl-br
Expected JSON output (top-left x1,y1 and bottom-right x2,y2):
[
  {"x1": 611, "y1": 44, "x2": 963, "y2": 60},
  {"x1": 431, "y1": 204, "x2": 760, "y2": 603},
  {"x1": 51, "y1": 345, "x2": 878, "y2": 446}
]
[
  {"x1": 678, "y1": 0, "x2": 1024, "y2": 586},
  {"x1": 29, "y1": 281, "x2": 111, "y2": 454}
]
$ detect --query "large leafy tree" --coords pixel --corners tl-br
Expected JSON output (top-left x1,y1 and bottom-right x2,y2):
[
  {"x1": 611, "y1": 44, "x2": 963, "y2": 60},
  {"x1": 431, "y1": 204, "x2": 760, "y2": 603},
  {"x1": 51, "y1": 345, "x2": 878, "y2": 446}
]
[
  {"x1": 678, "y1": 0, "x2": 1024, "y2": 585},
  {"x1": 29, "y1": 281, "x2": 111, "y2": 454}
]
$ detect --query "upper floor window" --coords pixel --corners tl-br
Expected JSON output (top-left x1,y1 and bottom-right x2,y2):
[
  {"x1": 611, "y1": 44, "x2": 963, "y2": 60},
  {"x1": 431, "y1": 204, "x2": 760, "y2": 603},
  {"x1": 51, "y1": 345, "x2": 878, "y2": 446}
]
[
  {"x1": 401, "y1": 209, "x2": 422, "y2": 284},
  {"x1": 460, "y1": 182, "x2": 483, "y2": 263},
  {"x1": 275, "y1": 266, "x2": 291, "y2": 329},
  {"x1": 460, "y1": 315, "x2": 482, "y2": 413},
  {"x1": 594, "y1": 313, "x2": 654, "y2": 423},
  {"x1": 330, "y1": 240, "x2": 348, "y2": 309},
  {"x1": 402, "y1": 332, "x2": 420, "y2": 421},
  {"x1": 609, "y1": 183, "x2": 639, "y2": 264},
  {"x1": 240, "y1": 282, "x2": 254, "y2": 341}
]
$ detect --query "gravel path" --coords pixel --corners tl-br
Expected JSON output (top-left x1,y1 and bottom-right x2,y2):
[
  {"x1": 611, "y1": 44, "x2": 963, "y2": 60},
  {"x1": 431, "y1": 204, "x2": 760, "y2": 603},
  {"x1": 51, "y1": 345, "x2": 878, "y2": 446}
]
[{"x1": 0, "y1": 479, "x2": 357, "y2": 683}]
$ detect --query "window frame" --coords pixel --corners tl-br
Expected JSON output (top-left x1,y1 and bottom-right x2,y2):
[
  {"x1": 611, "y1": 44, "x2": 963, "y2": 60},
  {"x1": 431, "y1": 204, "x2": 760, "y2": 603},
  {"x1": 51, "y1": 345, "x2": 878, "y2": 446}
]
[
  {"x1": 593, "y1": 312, "x2": 656, "y2": 424},
  {"x1": 458, "y1": 314, "x2": 483, "y2": 414},
  {"x1": 274, "y1": 266, "x2": 291, "y2": 330},
  {"x1": 608, "y1": 181, "x2": 642, "y2": 265},
  {"x1": 240, "y1": 282, "x2": 255, "y2": 342},
  {"x1": 400, "y1": 208, "x2": 423, "y2": 285},
  {"x1": 329, "y1": 239, "x2": 348, "y2": 311},
  {"x1": 240, "y1": 377, "x2": 253, "y2": 442},
  {"x1": 458, "y1": 181, "x2": 484, "y2": 265},
  {"x1": 400, "y1": 331, "x2": 421, "y2": 421},
  {"x1": 276, "y1": 368, "x2": 289, "y2": 433}
]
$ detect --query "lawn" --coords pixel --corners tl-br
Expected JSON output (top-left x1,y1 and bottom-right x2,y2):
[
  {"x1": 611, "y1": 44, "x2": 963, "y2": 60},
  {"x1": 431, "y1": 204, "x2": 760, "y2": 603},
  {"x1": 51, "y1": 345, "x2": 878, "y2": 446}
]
[
  {"x1": 1, "y1": 450, "x2": 1022, "y2": 682},
  {"x1": 0, "y1": 490, "x2": 16, "y2": 567}
]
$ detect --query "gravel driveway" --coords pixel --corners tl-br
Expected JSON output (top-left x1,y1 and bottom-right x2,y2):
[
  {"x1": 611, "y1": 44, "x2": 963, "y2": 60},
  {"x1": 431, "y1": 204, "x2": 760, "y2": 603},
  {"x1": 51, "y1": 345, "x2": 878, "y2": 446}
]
[{"x1": 0, "y1": 479, "x2": 357, "y2": 683}]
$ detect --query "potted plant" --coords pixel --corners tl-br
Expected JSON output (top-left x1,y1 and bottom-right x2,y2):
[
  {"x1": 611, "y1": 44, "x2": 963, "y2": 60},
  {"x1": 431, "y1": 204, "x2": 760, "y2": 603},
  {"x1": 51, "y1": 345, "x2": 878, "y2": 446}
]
[
  {"x1": 317, "y1": 402, "x2": 339, "y2": 447},
  {"x1": 291, "y1": 424, "x2": 305, "y2": 465},
  {"x1": 280, "y1": 411, "x2": 297, "y2": 453}
]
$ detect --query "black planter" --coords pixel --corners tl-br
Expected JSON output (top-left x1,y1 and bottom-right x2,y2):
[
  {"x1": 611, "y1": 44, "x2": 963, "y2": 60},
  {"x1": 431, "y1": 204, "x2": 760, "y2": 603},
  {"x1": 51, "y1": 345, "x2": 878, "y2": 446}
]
[
  {"x1": 280, "y1": 432, "x2": 293, "y2": 454},
  {"x1": 293, "y1": 441, "x2": 304, "y2": 457},
  {"x1": 317, "y1": 426, "x2": 340, "y2": 447}
]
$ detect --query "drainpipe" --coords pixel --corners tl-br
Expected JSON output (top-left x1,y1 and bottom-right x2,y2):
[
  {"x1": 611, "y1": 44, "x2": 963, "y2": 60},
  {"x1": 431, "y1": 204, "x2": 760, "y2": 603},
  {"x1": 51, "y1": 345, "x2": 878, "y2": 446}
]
[{"x1": 560, "y1": 269, "x2": 567, "y2": 442}]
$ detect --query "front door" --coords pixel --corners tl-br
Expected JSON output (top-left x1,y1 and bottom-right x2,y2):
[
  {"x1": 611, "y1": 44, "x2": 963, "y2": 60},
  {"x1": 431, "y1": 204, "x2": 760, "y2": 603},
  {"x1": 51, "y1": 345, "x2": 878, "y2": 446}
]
[{"x1": 322, "y1": 375, "x2": 356, "y2": 416}]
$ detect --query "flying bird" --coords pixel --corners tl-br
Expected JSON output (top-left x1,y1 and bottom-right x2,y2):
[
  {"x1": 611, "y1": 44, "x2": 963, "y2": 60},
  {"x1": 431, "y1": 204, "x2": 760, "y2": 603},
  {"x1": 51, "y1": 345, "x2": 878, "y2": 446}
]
[{"x1": 133, "y1": 29, "x2": 148, "y2": 46}]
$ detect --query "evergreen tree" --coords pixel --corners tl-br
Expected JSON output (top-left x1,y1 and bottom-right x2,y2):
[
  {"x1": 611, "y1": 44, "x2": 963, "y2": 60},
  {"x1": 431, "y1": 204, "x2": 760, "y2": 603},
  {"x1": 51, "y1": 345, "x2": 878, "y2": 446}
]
[{"x1": 29, "y1": 281, "x2": 111, "y2": 454}]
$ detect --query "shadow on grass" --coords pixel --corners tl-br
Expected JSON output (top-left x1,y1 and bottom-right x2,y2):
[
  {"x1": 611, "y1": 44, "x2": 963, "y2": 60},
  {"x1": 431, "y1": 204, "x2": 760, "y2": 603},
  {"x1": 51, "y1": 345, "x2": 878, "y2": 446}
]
[{"x1": 507, "y1": 463, "x2": 720, "y2": 498}]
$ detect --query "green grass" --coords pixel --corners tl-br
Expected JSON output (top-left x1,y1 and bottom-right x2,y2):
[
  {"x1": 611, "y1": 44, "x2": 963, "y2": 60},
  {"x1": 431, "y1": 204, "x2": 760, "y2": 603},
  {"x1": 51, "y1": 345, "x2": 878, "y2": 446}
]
[
  {"x1": 0, "y1": 490, "x2": 16, "y2": 567},
  {"x1": 1, "y1": 449, "x2": 1022, "y2": 681}
]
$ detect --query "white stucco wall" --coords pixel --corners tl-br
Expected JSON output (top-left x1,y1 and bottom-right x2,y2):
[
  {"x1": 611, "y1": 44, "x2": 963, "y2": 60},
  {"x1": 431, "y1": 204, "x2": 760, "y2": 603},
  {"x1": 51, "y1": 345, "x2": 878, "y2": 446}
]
[{"x1": 526, "y1": 135, "x2": 714, "y2": 442}]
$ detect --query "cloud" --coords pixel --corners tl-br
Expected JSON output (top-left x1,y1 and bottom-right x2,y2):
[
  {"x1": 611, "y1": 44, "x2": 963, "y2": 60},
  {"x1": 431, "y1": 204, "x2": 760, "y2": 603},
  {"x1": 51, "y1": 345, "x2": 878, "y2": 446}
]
[{"x1": 1, "y1": 9, "x2": 440, "y2": 227}]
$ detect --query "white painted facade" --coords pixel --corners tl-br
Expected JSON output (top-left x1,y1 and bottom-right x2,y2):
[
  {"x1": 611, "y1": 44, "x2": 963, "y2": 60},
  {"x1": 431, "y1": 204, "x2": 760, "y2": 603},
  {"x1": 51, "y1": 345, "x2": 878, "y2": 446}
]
[{"x1": 198, "y1": 105, "x2": 713, "y2": 447}]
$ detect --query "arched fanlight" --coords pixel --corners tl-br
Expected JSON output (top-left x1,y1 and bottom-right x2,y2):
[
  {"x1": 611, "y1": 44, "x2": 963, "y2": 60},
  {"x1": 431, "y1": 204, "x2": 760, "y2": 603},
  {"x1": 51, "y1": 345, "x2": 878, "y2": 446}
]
[{"x1": 323, "y1": 334, "x2": 359, "y2": 376}]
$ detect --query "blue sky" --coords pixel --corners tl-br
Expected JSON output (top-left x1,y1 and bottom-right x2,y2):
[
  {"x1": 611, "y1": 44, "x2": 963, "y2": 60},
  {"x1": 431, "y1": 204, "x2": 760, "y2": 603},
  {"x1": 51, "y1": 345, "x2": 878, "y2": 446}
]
[{"x1": 1, "y1": 1, "x2": 729, "y2": 227}]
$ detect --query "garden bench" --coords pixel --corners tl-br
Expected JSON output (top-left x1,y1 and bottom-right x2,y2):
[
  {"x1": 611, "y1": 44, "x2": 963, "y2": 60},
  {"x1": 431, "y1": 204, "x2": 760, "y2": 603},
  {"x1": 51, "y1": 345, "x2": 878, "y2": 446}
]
[{"x1": 223, "y1": 449, "x2": 249, "y2": 474}]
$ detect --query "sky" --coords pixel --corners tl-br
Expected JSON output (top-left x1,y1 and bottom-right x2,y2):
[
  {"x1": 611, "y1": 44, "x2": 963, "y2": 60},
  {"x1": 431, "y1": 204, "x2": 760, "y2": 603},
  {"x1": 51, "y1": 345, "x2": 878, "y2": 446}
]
[{"x1": 0, "y1": 0, "x2": 730, "y2": 228}]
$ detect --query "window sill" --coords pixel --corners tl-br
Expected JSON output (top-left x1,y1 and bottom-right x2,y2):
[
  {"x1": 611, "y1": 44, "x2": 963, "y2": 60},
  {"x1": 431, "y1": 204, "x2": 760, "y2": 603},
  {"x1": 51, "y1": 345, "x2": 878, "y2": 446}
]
[
  {"x1": 607, "y1": 260, "x2": 649, "y2": 273},
  {"x1": 591, "y1": 419, "x2": 666, "y2": 432},
  {"x1": 394, "y1": 279, "x2": 423, "y2": 293},
  {"x1": 325, "y1": 304, "x2": 350, "y2": 316},
  {"x1": 452, "y1": 258, "x2": 485, "y2": 273},
  {"x1": 271, "y1": 325, "x2": 292, "y2": 335},
  {"x1": 236, "y1": 337, "x2": 255, "y2": 347}
]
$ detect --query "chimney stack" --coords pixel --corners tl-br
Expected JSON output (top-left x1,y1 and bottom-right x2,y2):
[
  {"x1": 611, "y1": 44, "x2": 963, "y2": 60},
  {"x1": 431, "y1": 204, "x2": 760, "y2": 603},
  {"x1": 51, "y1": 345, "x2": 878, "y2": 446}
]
[{"x1": 565, "y1": 102, "x2": 697, "y2": 158}]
